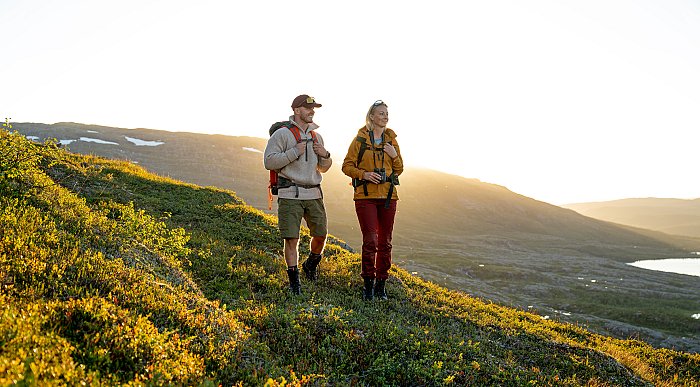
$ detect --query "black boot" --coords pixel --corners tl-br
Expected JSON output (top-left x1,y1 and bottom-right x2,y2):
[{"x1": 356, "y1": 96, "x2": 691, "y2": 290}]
[
  {"x1": 287, "y1": 266, "x2": 301, "y2": 295},
  {"x1": 375, "y1": 279, "x2": 388, "y2": 300},
  {"x1": 363, "y1": 277, "x2": 375, "y2": 301},
  {"x1": 301, "y1": 252, "x2": 322, "y2": 281}
]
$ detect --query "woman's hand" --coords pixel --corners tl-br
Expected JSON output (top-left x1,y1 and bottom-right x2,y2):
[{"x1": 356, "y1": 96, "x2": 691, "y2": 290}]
[
  {"x1": 384, "y1": 143, "x2": 398, "y2": 159},
  {"x1": 363, "y1": 171, "x2": 382, "y2": 184}
]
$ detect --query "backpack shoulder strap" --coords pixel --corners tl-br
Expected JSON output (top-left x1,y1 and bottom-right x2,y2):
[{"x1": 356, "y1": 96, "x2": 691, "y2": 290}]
[
  {"x1": 270, "y1": 120, "x2": 316, "y2": 144},
  {"x1": 287, "y1": 125, "x2": 303, "y2": 143},
  {"x1": 309, "y1": 130, "x2": 318, "y2": 143},
  {"x1": 355, "y1": 136, "x2": 368, "y2": 164}
]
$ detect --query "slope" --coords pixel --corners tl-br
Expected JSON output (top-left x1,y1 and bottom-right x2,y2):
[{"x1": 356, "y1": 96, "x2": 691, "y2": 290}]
[
  {"x1": 4, "y1": 123, "x2": 700, "y2": 385},
  {"x1": 14, "y1": 122, "x2": 700, "y2": 351}
]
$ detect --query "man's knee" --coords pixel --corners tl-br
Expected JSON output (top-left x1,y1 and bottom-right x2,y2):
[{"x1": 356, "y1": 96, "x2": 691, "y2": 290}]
[
  {"x1": 284, "y1": 238, "x2": 300, "y2": 247},
  {"x1": 284, "y1": 238, "x2": 299, "y2": 253}
]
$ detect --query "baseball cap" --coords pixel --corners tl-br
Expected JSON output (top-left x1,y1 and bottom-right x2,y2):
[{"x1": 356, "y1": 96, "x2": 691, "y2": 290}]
[{"x1": 291, "y1": 94, "x2": 322, "y2": 109}]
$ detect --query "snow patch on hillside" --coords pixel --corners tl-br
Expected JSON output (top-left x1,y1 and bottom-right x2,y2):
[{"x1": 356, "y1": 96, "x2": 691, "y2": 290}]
[
  {"x1": 80, "y1": 137, "x2": 119, "y2": 145},
  {"x1": 125, "y1": 136, "x2": 164, "y2": 146}
]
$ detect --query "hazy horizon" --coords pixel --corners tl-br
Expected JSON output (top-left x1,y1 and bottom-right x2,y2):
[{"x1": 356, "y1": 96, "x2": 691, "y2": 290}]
[{"x1": 3, "y1": 0, "x2": 699, "y2": 204}]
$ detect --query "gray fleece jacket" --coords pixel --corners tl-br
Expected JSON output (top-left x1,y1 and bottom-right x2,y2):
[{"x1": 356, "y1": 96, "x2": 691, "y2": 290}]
[{"x1": 263, "y1": 118, "x2": 332, "y2": 200}]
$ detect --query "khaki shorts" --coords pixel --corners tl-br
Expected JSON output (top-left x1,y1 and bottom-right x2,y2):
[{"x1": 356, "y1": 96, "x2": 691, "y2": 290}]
[{"x1": 278, "y1": 198, "x2": 328, "y2": 239}]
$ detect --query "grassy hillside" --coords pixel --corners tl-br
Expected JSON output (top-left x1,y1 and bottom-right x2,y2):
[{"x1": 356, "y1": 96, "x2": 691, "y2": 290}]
[
  {"x1": 563, "y1": 199, "x2": 700, "y2": 239},
  {"x1": 13, "y1": 122, "x2": 700, "y2": 353},
  {"x1": 3, "y1": 127, "x2": 700, "y2": 385}
]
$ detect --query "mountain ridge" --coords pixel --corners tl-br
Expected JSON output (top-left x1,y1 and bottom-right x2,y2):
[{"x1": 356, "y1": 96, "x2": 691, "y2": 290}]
[{"x1": 563, "y1": 198, "x2": 700, "y2": 238}]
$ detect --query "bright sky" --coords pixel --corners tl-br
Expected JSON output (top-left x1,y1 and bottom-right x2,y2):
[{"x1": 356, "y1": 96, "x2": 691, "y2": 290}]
[{"x1": 3, "y1": 0, "x2": 699, "y2": 204}]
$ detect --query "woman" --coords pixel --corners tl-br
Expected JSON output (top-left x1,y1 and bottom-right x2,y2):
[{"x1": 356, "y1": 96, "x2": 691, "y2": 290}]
[{"x1": 342, "y1": 100, "x2": 404, "y2": 300}]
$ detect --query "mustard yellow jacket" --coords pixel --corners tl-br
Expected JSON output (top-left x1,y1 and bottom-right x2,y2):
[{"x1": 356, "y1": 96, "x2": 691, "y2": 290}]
[{"x1": 342, "y1": 126, "x2": 404, "y2": 200}]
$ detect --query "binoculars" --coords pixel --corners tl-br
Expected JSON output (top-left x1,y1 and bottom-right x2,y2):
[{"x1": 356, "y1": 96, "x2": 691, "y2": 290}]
[{"x1": 373, "y1": 168, "x2": 387, "y2": 183}]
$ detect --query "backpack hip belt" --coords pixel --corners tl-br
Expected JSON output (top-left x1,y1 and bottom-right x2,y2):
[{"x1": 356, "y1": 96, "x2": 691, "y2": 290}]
[
  {"x1": 278, "y1": 176, "x2": 322, "y2": 199},
  {"x1": 353, "y1": 173, "x2": 399, "y2": 208}
]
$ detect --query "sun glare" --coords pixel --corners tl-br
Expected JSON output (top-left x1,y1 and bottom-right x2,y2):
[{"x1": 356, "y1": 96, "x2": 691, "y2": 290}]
[{"x1": 2, "y1": 0, "x2": 699, "y2": 204}]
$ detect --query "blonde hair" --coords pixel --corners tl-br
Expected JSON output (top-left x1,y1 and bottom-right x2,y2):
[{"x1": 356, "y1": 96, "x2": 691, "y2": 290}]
[{"x1": 365, "y1": 100, "x2": 388, "y2": 132}]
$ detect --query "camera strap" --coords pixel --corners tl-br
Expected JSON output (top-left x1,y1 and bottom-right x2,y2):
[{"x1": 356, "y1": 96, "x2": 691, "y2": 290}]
[
  {"x1": 369, "y1": 129, "x2": 397, "y2": 208},
  {"x1": 368, "y1": 129, "x2": 385, "y2": 172}
]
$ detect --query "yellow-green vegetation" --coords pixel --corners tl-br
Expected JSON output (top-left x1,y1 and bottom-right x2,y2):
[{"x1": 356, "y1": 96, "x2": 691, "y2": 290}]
[{"x1": 1, "y1": 125, "x2": 699, "y2": 386}]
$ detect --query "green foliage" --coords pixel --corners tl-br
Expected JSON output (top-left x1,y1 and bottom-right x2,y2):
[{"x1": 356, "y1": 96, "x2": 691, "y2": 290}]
[
  {"x1": 1, "y1": 127, "x2": 699, "y2": 386},
  {"x1": 50, "y1": 297, "x2": 205, "y2": 384},
  {"x1": 0, "y1": 127, "x2": 57, "y2": 199},
  {"x1": 1, "y1": 294, "x2": 90, "y2": 385}
]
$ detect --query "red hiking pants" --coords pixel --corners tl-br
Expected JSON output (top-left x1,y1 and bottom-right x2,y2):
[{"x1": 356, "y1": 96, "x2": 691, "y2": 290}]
[{"x1": 355, "y1": 199, "x2": 397, "y2": 280}]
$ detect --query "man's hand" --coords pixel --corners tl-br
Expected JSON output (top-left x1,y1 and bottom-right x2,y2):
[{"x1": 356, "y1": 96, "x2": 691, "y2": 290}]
[
  {"x1": 313, "y1": 142, "x2": 329, "y2": 158},
  {"x1": 295, "y1": 141, "x2": 307, "y2": 156},
  {"x1": 383, "y1": 143, "x2": 398, "y2": 159}
]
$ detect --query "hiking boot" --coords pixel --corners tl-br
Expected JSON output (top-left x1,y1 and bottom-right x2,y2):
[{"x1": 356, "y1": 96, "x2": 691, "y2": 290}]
[
  {"x1": 287, "y1": 266, "x2": 301, "y2": 295},
  {"x1": 363, "y1": 277, "x2": 375, "y2": 301},
  {"x1": 375, "y1": 279, "x2": 388, "y2": 300},
  {"x1": 301, "y1": 252, "x2": 322, "y2": 281}
]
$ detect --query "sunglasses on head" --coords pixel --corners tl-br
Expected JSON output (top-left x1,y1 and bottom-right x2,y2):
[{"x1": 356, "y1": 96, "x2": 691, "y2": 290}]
[{"x1": 370, "y1": 100, "x2": 387, "y2": 112}]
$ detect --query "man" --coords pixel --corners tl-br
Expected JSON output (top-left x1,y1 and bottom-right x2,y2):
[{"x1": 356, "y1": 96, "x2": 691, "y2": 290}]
[{"x1": 264, "y1": 94, "x2": 332, "y2": 295}]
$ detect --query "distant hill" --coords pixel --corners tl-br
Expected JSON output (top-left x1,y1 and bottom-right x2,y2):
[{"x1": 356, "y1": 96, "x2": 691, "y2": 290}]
[
  {"x1": 3, "y1": 124, "x2": 699, "y2": 385},
  {"x1": 13, "y1": 122, "x2": 700, "y2": 352},
  {"x1": 563, "y1": 198, "x2": 700, "y2": 238}
]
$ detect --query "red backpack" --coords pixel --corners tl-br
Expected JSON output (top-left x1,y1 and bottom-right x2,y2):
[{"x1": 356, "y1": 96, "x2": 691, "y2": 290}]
[{"x1": 267, "y1": 121, "x2": 317, "y2": 209}]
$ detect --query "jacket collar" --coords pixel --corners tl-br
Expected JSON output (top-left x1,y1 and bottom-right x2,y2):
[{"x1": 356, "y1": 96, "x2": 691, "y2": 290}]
[
  {"x1": 360, "y1": 126, "x2": 395, "y2": 142},
  {"x1": 289, "y1": 116, "x2": 319, "y2": 133}
]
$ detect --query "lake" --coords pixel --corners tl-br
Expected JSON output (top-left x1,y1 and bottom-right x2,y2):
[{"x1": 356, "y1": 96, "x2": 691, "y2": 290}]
[{"x1": 628, "y1": 258, "x2": 700, "y2": 277}]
